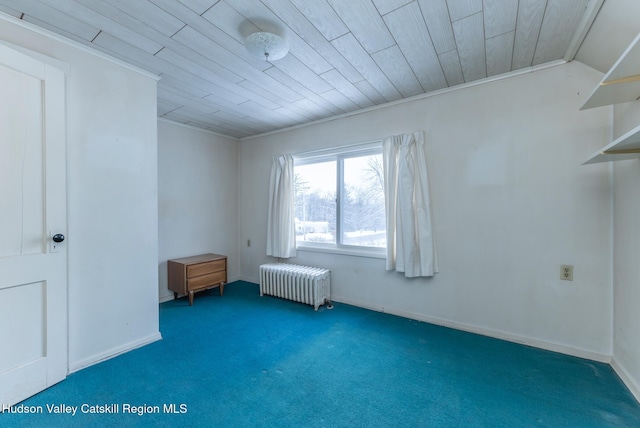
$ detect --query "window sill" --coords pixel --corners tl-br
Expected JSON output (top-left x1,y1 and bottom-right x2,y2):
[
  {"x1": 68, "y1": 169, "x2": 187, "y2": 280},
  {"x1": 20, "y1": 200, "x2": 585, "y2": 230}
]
[{"x1": 296, "y1": 244, "x2": 386, "y2": 260}]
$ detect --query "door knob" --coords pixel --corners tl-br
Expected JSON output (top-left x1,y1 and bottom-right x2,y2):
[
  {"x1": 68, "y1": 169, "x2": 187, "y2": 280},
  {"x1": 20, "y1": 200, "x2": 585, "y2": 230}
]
[{"x1": 52, "y1": 234, "x2": 65, "y2": 243}]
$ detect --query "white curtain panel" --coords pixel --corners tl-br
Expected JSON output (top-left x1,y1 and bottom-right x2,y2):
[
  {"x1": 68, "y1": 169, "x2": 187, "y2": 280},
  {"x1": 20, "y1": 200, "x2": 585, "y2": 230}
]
[
  {"x1": 266, "y1": 154, "x2": 297, "y2": 259},
  {"x1": 383, "y1": 132, "x2": 438, "y2": 277}
]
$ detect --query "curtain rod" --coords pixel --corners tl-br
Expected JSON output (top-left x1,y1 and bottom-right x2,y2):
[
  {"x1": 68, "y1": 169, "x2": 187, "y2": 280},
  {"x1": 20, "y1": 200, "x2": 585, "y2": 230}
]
[{"x1": 291, "y1": 139, "x2": 383, "y2": 158}]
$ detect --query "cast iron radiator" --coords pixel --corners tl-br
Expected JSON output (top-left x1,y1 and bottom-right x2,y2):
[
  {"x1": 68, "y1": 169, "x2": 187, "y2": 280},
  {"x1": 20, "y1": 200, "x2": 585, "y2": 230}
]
[{"x1": 259, "y1": 263, "x2": 331, "y2": 311}]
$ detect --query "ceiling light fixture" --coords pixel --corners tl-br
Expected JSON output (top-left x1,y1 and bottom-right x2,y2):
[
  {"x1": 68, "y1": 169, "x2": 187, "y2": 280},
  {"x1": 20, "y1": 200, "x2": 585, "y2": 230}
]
[{"x1": 245, "y1": 31, "x2": 289, "y2": 62}]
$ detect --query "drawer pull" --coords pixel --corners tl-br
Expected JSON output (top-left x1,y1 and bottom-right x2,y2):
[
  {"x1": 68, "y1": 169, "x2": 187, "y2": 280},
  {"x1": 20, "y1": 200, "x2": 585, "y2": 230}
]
[{"x1": 187, "y1": 260, "x2": 226, "y2": 278}]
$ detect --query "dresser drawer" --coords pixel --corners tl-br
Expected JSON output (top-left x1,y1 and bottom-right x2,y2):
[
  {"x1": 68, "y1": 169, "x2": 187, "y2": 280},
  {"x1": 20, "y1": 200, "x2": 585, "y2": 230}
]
[
  {"x1": 187, "y1": 259, "x2": 225, "y2": 278},
  {"x1": 188, "y1": 270, "x2": 226, "y2": 291}
]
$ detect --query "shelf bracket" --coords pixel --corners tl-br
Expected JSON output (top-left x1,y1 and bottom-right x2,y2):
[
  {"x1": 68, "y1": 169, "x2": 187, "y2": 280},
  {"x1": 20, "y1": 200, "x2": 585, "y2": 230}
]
[
  {"x1": 600, "y1": 74, "x2": 640, "y2": 86},
  {"x1": 602, "y1": 148, "x2": 640, "y2": 155}
]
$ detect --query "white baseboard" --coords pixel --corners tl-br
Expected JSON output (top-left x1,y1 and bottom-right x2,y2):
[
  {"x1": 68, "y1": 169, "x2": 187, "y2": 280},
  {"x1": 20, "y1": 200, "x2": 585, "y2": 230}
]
[
  {"x1": 231, "y1": 280, "x2": 612, "y2": 363},
  {"x1": 332, "y1": 294, "x2": 611, "y2": 363},
  {"x1": 69, "y1": 332, "x2": 162, "y2": 374},
  {"x1": 239, "y1": 275, "x2": 259, "y2": 284},
  {"x1": 159, "y1": 294, "x2": 173, "y2": 303},
  {"x1": 611, "y1": 357, "x2": 640, "y2": 402},
  {"x1": 158, "y1": 279, "x2": 639, "y2": 401}
]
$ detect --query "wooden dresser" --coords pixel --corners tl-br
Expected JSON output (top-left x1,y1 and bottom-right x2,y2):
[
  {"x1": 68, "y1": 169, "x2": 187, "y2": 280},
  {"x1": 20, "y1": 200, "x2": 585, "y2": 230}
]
[{"x1": 167, "y1": 253, "x2": 227, "y2": 306}]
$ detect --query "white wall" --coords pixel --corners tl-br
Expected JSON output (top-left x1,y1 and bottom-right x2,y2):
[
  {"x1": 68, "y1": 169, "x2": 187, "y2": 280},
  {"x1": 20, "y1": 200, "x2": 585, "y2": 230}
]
[
  {"x1": 0, "y1": 16, "x2": 160, "y2": 371},
  {"x1": 157, "y1": 120, "x2": 239, "y2": 302},
  {"x1": 612, "y1": 100, "x2": 640, "y2": 399},
  {"x1": 239, "y1": 61, "x2": 613, "y2": 359}
]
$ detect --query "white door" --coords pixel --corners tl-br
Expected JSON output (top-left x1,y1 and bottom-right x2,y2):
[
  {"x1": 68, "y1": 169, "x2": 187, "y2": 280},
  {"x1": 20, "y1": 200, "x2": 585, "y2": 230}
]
[{"x1": 0, "y1": 44, "x2": 67, "y2": 406}]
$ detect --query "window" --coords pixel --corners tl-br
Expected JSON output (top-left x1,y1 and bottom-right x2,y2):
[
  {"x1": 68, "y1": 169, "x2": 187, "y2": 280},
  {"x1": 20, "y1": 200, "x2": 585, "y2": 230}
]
[{"x1": 294, "y1": 143, "x2": 385, "y2": 255}]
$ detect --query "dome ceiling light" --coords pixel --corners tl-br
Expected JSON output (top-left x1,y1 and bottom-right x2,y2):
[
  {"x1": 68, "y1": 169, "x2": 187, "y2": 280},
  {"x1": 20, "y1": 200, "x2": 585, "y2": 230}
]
[{"x1": 245, "y1": 31, "x2": 289, "y2": 62}]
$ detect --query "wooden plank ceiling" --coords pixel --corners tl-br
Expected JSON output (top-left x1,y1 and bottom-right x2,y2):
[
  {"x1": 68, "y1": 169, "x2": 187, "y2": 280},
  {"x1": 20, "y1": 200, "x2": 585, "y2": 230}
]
[{"x1": 0, "y1": 0, "x2": 590, "y2": 139}]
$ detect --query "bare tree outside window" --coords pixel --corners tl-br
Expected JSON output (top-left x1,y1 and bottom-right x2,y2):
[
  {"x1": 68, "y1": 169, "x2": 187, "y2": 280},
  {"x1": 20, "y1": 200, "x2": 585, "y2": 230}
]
[
  {"x1": 294, "y1": 161, "x2": 336, "y2": 244},
  {"x1": 294, "y1": 148, "x2": 385, "y2": 249},
  {"x1": 342, "y1": 154, "x2": 385, "y2": 247}
]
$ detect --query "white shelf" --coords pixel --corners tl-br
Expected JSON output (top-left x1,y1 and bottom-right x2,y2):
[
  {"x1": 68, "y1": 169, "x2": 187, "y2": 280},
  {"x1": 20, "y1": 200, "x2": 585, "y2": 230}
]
[
  {"x1": 584, "y1": 123, "x2": 640, "y2": 164},
  {"x1": 581, "y1": 31, "x2": 640, "y2": 110},
  {"x1": 582, "y1": 31, "x2": 640, "y2": 164}
]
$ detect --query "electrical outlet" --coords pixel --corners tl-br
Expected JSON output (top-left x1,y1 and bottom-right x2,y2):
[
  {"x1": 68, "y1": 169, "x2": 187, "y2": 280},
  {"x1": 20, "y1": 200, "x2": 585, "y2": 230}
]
[{"x1": 561, "y1": 265, "x2": 573, "y2": 281}]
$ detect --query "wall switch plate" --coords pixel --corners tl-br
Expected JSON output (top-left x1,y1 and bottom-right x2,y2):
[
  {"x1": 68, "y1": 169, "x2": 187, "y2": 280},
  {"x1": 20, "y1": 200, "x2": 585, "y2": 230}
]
[{"x1": 561, "y1": 265, "x2": 573, "y2": 281}]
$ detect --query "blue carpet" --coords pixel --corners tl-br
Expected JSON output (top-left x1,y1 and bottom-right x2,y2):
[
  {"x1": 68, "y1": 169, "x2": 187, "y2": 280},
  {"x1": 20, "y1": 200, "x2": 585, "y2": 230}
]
[{"x1": 3, "y1": 281, "x2": 640, "y2": 427}]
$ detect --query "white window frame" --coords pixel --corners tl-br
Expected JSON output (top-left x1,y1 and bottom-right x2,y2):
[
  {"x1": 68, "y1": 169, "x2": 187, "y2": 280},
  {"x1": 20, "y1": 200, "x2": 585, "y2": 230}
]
[{"x1": 293, "y1": 141, "x2": 385, "y2": 259}]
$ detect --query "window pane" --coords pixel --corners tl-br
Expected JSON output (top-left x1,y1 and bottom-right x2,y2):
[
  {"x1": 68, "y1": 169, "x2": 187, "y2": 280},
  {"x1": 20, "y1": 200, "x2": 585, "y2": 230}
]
[
  {"x1": 342, "y1": 153, "x2": 386, "y2": 248},
  {"x1": 294, "y1": 161, "x2": 336, "y2": 244}
]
